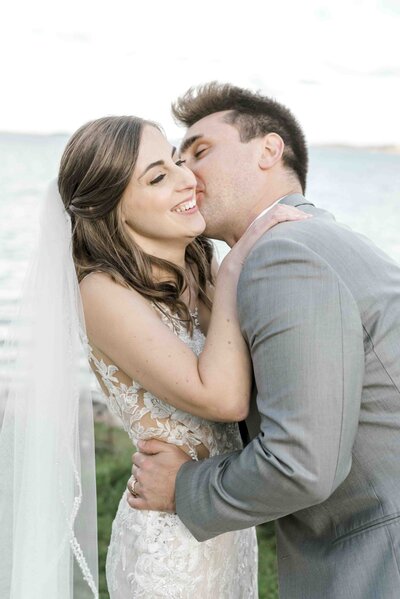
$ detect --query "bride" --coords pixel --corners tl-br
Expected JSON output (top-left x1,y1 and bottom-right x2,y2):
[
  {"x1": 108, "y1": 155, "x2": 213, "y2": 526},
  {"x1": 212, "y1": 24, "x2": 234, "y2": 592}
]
[{"x1": 0, "y1": 115, "x2": 309, "y2": 598}]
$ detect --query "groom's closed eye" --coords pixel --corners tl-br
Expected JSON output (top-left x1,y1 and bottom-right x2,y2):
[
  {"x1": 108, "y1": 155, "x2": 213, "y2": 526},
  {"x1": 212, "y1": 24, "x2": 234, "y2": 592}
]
[
  {"x1": 194, "y1": 147, "x2": 208, "y2": 159},
  {"x1": 179, "y1": 134, "x2": 202, "y2": 155}
]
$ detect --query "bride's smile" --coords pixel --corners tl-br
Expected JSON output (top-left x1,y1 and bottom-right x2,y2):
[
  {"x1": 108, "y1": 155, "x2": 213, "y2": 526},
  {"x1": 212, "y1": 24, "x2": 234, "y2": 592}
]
[{"x1": 119, "y1": 125, "x2": 206, "y2": 264}]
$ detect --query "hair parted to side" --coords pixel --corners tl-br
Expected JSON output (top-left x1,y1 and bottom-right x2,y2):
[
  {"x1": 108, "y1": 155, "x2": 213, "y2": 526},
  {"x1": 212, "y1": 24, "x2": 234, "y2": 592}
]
[
  {"x1": 172, "y1": 82, "x2": 308, "y2": 192},
  {"x1": 58, "y1": 115, "x2": 214, "y2": 333}
]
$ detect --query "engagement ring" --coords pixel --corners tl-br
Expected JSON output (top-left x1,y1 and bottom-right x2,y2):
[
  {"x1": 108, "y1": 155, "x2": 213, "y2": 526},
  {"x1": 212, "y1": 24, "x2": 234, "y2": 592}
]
[{"x1": 128, "y1": 475, "x2": 139, "y2": 497}]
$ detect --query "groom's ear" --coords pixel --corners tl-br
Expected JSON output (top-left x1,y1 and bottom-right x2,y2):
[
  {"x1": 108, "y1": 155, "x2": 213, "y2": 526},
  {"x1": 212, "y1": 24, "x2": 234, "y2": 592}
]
[{"x1": 258, "y1": 133, "x2": 285, "y2": 170}]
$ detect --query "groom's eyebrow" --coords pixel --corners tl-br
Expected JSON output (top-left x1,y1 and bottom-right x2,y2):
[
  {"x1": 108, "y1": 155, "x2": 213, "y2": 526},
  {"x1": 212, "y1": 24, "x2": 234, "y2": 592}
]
[
  {"x1": 139, "y1": 147, "x2": 177, "y2": 179},
  {"x1": 179, "y1": 135, "x2": 202, "y2": 155}
]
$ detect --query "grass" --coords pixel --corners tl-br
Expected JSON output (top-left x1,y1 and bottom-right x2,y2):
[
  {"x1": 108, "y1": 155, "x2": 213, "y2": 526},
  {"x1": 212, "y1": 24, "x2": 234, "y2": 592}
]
[
  {"x1": 95, "y1": 421, "x2": 279, "y2": 598},
  {"x1": 95, "y1": 422, "x2": 135, "y2": 598},
  {"x1": 257, "y1": 522, "x2": 279, "y2": 598}
]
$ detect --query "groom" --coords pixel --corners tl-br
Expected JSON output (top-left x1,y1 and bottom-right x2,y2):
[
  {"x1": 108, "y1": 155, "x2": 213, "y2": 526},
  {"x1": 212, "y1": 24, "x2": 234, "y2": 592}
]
[{"x1": 127, "y1": 83, "x2": 400, "y2": 598}]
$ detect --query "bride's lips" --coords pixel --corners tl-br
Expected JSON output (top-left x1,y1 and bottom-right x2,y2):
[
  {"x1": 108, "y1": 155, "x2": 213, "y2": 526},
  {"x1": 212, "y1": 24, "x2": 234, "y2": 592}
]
[{"x1": 171, "y1": 195, "x2": 198, "y2": 215}]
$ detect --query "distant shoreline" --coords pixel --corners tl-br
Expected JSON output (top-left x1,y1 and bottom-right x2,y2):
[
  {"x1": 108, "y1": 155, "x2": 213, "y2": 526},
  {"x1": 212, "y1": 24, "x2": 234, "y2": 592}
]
[
  {"x1": 0, "y1": 131, "x2": 399, "y2": 154},
  {"x1": 313, "y1": 143, "x2": 400, "y2": 154},
  {"x1": 0, "y1": 131, "x2": 69, "y2": 139}
]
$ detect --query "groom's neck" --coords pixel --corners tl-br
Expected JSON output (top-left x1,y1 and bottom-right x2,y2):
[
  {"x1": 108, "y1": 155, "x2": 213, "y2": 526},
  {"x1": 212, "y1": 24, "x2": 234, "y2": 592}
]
[{"x1": 225, "y1": 184, "x2": 303, "y2": 247}]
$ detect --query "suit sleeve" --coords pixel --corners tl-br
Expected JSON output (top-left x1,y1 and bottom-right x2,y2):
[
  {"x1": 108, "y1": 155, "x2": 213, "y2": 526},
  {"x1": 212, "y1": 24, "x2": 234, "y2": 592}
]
[{"x1": 175, "y1": 236, "x2": 365, "y2": 541}]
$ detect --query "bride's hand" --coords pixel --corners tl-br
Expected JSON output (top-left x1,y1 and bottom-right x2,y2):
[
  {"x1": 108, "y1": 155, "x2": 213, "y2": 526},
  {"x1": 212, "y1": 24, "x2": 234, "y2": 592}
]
[{"x1": 223, "y1": 204, "x2": 312, "y2": 268}]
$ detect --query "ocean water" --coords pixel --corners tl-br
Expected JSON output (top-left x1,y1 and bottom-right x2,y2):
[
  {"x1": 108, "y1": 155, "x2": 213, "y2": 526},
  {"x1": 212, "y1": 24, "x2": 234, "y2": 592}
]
[{"x1": 1, "y1": 133, "x2": 400, "y2": 382}]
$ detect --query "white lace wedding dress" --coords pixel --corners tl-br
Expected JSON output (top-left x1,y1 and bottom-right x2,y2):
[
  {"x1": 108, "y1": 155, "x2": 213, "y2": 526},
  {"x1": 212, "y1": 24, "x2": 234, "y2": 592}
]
[{"x1": 87, "y1": 302, "x2": 258, "y2": 598}]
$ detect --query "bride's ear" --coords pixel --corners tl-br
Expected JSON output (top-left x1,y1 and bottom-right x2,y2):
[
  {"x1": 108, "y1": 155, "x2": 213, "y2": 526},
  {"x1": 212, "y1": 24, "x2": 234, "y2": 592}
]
[{"x1": 258, "y1": 133, "x2": 285, "y2": 170}]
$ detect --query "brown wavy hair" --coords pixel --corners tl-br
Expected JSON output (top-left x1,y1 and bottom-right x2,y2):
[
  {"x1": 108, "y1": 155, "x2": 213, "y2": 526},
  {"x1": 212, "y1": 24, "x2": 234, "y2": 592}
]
[
  {"x1": 172, "y1": 81, "x2": 308, "y2": 192},
  {"x1": 58, "y1": 115, "x2": 214, "y2": 333}
]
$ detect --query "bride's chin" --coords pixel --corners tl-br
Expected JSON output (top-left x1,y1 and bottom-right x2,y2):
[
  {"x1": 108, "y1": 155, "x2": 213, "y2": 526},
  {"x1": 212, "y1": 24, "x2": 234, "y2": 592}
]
[
  {"x1": 180, "y1": 218, "x2": 206, "y2": 239},
  {"x1": 194, "y1": 214, "x2": 207, "y2": 234},
  {"x1": 182, "y1": 228, "x2": 206, "y2": 244},
  {"x1": 191, "y1": 223, "x2": 207, "y2": 238}
]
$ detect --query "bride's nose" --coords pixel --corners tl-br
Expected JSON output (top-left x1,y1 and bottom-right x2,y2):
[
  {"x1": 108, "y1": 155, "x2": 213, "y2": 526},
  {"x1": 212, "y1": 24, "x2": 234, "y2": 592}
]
[{"x1": 176, "y1": 168, "x2": 197, "y2": 192}]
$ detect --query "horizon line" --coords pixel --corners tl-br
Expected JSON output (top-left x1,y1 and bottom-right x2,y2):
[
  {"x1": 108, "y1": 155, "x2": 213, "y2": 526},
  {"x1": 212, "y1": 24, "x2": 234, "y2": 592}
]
[{"x1": 0, "y1": 130, "x2": 399, "y2": 152}]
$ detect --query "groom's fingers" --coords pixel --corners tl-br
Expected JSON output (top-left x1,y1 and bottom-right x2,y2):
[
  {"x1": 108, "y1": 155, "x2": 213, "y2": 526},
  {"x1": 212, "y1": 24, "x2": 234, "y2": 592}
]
[
  {"x1": 126, "y1": 492, "x2": 147, "y2": 511},
  {"x1": 133, "y1": 452, "x2": 144, "y2": 467}
]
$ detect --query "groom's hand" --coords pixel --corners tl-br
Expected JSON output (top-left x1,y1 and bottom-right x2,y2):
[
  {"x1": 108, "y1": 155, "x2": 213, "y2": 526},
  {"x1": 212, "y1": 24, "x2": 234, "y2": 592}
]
[{"x1": 126, "y1": 439, "x2": 191, "y2": 513}]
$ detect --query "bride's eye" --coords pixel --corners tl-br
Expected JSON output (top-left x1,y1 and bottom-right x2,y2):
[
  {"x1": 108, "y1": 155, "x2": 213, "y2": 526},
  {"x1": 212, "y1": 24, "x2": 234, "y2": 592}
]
[
  {"x1": 175, "y1": 159, "x2": 186, "y2": 167},
  {"x1": 150, "y1": 174, "x2": 166, "y2": 185}
]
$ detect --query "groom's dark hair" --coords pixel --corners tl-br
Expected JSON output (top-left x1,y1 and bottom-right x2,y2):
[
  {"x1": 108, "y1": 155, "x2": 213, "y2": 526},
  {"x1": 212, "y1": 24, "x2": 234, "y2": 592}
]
[{"x1": 172, "y1": 82, "x2": 308, "y2": 192}]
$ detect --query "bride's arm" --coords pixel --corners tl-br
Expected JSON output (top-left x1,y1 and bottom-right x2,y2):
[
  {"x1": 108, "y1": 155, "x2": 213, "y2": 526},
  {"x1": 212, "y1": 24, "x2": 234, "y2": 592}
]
[{"x1": 80, "y1": 205, "x2": 310, "y2": 422}]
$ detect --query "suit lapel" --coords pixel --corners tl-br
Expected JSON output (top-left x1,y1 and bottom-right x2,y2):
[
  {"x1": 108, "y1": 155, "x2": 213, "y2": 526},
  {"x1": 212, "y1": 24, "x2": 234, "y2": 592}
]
[{"x1": 241, "y1": 194, "x2": 315, "y2": 443}]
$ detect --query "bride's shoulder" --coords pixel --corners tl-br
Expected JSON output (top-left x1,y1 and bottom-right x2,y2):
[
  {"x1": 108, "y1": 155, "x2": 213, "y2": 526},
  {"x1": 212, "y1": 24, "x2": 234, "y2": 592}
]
[
  {"x1": 79, "y1": 271, "x2": 160, "y2": 354},
  {"x1": 80, "y1": 270, "x2": 114, "y2": 288},
  {"x1": 79, "y1": 270, "x2": 147, "y2": 311}
]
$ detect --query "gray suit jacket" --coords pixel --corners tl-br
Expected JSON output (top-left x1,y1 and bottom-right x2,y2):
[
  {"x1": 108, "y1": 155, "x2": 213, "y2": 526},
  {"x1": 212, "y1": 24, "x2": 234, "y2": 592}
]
[{"x1": 176, "y1": 194, "x2": 400, "y2": 598}]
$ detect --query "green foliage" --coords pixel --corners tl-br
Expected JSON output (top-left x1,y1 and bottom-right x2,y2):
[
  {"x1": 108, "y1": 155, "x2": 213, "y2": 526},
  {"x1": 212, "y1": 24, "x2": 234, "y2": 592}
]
[
  {"x1": 257, "y1": 522, "x2": 279, "y2": 598},
  {"x1": 95, "y1": 422, "x2": 279, "y2": 598}
]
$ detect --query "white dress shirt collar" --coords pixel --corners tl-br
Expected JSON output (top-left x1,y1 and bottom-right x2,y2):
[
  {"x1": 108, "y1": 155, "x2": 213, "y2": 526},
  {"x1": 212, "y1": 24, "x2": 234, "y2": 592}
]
[{"x1": 244, "y1": 194, "x2": 291, "y2": 233}]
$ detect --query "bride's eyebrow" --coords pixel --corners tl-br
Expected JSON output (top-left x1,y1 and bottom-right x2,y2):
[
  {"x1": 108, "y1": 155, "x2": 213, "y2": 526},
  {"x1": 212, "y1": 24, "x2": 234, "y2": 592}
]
[{"x1": 139, "y1": 147, "x2": 177, "y2": 179}]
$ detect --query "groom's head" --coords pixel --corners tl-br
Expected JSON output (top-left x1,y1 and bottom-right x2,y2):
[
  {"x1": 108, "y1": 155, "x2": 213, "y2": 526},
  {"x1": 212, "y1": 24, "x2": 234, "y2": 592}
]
[{"x1": 174, "y1": 82, "x2": 308, "y2": 241}]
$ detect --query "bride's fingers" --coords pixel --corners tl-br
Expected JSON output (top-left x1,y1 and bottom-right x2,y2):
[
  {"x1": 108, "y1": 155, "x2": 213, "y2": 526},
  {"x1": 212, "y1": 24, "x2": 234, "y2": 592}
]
[
  {"x1": 240, "y1": 207, "x2": 311, "y2": 248},
  {"x1": 228, "y1": 207, "x2": 313, "y2": 265},
  {"x1": 137, "y1": 438, "x2": 177, "y2": 455},
  {"x1": 245, "y1": 206, "x2": 311, "y2": 238},
  {"x1": 260, "y1": 205, "x2": 311, "y2": 226},
  {"x1": 268, "y1": 213, "x2": 312, "y2": 227},
  {"x1": 279, "y1": 207, "x2": 311, "y2": 220}
]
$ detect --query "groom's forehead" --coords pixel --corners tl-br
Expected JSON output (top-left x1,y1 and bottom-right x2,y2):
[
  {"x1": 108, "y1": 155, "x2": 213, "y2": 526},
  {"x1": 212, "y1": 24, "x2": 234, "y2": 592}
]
[
  {"x1": 180, "y1": 110, "x2": 235, "y2": 151},
  {"x1": 184, "y1": 111, "x2": 230, "y2": 137}
]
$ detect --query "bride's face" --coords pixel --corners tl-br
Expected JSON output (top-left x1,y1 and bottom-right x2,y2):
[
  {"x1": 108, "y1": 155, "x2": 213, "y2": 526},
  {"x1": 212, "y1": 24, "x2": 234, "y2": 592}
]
[{"x1": 120, "y1": 125, "x2": 205, "y2": 252}]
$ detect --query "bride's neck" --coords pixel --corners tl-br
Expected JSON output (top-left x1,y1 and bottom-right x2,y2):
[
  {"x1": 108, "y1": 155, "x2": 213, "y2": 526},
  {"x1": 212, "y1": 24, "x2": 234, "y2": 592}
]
[
  {"x1": 149, "y1": 245, "x2": 187, "y2": 275},
  {"x1": 128, "y1": 233, "x2": 188, "y2": 270},
  {"x1": 126, "y1": 231, "x2": 197, "y2": 298}
]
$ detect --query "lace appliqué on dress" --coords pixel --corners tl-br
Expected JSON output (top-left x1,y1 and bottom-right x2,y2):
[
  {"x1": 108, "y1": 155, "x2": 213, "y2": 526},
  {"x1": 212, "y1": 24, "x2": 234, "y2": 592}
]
[{"x1": 85, "y1": 303, "x2": 258, "y2": 598}]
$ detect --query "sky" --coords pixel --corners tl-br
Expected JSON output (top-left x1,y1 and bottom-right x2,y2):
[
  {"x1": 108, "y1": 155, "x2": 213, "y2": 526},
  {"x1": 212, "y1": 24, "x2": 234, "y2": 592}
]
[{"x1": 1, "y1": 0, "x2": 400, "y2": 145}]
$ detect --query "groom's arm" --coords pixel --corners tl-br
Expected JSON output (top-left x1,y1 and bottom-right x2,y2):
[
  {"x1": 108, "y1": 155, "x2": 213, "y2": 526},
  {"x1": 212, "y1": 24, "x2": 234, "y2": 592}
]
[{"x1": 175, "y1": 235, "x2": 365, "y2": 541}]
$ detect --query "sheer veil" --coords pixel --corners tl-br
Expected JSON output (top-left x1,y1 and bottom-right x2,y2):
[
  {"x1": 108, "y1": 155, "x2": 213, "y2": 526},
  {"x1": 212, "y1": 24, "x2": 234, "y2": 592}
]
[{"x1": 0, "y1": 180, "x2": 99, "y2": 598}]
